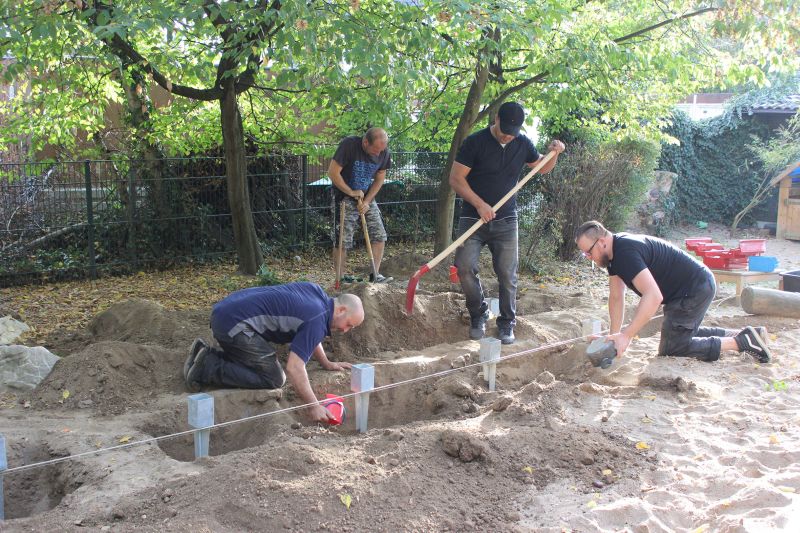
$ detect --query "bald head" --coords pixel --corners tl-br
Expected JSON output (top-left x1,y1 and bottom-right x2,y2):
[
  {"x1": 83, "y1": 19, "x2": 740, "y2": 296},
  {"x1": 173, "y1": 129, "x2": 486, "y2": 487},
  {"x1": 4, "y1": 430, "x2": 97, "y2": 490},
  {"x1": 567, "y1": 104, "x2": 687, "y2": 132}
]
[
  {"x1": 362, "y1": 128, "x2": 388, "y2": 157},
  {"x1": 332, "y1": 293, "x2": 364, "y2": 333}
]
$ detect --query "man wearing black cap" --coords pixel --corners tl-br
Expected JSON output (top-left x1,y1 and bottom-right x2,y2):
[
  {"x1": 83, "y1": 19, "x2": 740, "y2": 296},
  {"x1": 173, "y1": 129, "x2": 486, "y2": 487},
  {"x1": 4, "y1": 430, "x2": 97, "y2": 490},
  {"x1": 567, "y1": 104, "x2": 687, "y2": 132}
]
[{"x1": 449, "y1": 101, "x2": 565, "y2": 344}]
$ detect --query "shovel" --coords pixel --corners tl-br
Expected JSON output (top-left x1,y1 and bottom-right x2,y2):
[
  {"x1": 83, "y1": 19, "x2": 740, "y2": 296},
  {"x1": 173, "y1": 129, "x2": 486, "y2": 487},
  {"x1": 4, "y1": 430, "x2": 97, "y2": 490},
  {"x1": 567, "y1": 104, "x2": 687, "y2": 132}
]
[
  {"x1": 334, "y1": 200, "x2": 346, "y2": 290},
  {"x1": 404, "y1": 150, "x2": 557, "y2": 314},
  {"x1": 359, "y1": 199, "x2": 379, "y2": 281}
]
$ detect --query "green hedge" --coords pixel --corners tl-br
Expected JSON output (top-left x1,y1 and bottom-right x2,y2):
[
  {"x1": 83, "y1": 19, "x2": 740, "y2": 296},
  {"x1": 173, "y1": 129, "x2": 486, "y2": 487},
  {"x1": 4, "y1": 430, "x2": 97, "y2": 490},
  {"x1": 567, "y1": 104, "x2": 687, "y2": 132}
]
[{"x1": 659, "y1": 110, "x2": 772, "y2": 225}]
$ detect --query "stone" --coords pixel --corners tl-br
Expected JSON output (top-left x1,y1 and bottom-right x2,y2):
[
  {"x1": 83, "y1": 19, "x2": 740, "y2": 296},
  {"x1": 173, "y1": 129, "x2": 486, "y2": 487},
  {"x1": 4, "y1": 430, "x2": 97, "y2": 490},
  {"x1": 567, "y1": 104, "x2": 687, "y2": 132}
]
[
  {"x1": 0, "y1": 345, "x2": 60, "y2": 392},
  {"x1": 491, "y1": 394, "x2": 513, "y2": 412},
  {"x1": 0, "y1": 316, "x2": 30, "y2": 345}
]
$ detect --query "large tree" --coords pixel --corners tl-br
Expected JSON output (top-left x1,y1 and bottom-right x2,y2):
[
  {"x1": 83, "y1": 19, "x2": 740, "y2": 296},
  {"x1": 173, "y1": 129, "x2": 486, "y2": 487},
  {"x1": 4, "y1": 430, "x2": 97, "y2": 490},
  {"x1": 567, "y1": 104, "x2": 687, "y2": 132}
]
[
  {"x1": 409, "y1": 0, "x2": 800, "y2": 252},
  {"x1": 1, "y1": 0, "x2": 445, "y2": 272}
]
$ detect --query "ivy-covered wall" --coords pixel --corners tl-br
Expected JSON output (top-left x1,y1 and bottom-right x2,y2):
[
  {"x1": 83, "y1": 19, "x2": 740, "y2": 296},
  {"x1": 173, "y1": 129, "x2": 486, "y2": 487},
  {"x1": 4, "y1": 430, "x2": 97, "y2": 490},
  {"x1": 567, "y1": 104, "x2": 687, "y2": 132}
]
[{"x1": 659, "y1": 111, "x2": 773, "y2": 225}]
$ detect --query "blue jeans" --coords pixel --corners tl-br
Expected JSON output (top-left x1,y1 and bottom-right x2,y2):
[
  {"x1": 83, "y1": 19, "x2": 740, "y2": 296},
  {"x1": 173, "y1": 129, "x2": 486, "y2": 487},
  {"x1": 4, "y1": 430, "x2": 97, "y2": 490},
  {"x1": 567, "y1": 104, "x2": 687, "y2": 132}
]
[
  {"x1": 453, "y1": 216, "x2": 518, "y2": 328},
  {"x1": 200, "y1": 328, "x2": 287, "y2": 389},
  {"x1": 659, "y1": 268, "x2": 737, "y2": 361}
]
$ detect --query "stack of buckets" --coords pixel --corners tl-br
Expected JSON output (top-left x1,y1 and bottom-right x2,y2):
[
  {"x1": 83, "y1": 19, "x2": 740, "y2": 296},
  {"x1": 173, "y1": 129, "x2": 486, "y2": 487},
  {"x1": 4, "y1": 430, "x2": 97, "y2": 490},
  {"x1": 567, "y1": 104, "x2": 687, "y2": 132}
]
[{"x1": 685, "y1": 237, "x2": 777, "y2": 272}]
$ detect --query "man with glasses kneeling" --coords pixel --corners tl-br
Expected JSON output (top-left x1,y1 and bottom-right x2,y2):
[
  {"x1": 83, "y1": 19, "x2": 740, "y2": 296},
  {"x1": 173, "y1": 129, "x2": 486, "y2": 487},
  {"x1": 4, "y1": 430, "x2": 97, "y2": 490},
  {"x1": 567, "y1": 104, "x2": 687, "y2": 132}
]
[{"x1": 574, "y1": 220, "x2": 771, "y2": 363}]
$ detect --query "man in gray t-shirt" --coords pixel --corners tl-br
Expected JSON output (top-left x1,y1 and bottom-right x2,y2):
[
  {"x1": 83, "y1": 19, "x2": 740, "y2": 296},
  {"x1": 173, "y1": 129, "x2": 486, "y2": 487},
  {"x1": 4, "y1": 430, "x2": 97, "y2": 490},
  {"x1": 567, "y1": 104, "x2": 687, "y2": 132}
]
[{"x1": 329, "y1": 127, "x2": 392, "y2": 283}]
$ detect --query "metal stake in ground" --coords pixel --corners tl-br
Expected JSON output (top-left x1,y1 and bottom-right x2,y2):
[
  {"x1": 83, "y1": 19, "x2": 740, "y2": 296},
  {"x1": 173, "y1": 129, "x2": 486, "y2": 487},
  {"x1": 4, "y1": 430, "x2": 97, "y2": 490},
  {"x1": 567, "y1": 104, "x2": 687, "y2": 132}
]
[
  {"x1": 351, "y1": 363, "x2": 375, "y2": 433},
  {"x1": 359, "y1": 199, "x2": 378, "y2": 281},
  {"x1": 188, "y1": 393, "x2": 214, "y2": 459},
  {"x1": 0, "y1": 434, "x2": 6, "y2": 520},
  {"x1": 335, "y1": 200, "x2": 347, "y2": 291}
]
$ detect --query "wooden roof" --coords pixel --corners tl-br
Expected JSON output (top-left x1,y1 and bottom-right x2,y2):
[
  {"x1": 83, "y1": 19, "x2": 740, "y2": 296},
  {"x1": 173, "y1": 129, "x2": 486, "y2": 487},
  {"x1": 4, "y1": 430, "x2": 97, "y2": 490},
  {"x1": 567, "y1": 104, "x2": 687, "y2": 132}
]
[{"x1": 770, "y1": 160, "x2": 800, "y2": 187}]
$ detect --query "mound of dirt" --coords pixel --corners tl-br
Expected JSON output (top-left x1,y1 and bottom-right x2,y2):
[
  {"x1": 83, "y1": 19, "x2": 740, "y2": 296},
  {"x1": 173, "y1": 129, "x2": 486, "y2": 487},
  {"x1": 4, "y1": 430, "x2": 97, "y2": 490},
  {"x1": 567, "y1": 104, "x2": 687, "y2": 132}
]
[
  {"x1": 332, "y1": 284, "x2": 468, "y2": 359},
  {"x1": 26, "y1": 340, "x2": 185, "y2": 415},
  {"x1": 88, "y1": 298, "x2": 210, "y2": 350}
]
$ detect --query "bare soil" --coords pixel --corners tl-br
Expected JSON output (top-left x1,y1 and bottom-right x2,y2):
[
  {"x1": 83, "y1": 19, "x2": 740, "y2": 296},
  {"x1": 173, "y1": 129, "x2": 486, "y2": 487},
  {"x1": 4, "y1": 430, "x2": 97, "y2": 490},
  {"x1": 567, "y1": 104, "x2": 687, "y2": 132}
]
[{"x1": 2, "y1": 226, "x2": 799, "y2": 531}]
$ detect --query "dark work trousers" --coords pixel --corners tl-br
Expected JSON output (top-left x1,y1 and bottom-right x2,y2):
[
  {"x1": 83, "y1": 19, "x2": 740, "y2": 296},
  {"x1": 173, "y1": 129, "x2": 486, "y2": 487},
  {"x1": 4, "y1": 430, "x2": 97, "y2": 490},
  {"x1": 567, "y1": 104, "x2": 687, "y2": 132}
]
[
  {"x1": 200, "y1": 330, "x2": 286, "y2": 389},
  {"x1": 658, "y1": 268, "x2": 738, "y2": 362},
  {"x1": 454, "y1": 216, "x2": 519, "y2": 329}
]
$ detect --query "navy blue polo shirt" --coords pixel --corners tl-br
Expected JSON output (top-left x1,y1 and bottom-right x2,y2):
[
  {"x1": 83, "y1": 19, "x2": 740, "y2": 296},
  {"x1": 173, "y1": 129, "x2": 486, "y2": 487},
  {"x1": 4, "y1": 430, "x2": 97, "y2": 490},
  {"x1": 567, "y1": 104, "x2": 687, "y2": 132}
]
[
  {"x1": 210, "y1": 282, "x2": 333, "y2": 363},
  {"x1": 607, "y1": 233, "x2": 707, "y2": 304},
  {"x1": 455, "y1": 127, "x2": 539, "y2": 219}
]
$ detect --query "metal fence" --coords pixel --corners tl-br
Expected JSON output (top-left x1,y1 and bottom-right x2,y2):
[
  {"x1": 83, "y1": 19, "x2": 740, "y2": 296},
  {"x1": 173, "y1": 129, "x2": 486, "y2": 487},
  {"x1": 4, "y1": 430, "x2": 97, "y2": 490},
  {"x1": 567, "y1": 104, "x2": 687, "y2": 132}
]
[{"x1": 0, "y1": 152, "x2": 448, "y2": 286}]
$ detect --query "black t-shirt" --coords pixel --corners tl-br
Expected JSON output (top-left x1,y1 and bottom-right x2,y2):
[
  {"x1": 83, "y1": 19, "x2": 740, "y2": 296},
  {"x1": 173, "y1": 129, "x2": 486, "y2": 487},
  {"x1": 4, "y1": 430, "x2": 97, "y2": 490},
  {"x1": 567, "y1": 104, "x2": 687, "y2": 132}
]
[
  {"x1": 332, "y1": 136, "x2": 391, "y2": 200},
  {"x1": 607, "y1": 233, "x2": 706, "y2": 304},
  {"x1": 455, "y1": 127, "x2": 539, "y2": 219}
]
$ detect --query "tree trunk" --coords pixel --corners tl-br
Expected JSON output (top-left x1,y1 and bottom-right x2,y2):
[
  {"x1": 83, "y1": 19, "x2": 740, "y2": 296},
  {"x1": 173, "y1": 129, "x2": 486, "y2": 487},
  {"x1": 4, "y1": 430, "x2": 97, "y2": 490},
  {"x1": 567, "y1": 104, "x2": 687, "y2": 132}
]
[
  {"x1": 220, "y1": 80, "x2": 262, "y2": 274},
  {"x1": 433, "y1": 59, "x2": 490, "y2": 254}
]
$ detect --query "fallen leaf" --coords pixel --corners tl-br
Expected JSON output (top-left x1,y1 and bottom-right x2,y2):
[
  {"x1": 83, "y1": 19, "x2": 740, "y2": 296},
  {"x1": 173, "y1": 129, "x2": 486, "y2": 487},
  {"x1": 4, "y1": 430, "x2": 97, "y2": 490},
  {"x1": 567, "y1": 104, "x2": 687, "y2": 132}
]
[
  {"x1": 777, "y1": 486, "x2": 796, "y2": 493},
  {"x1": 339, "y1": 493, "x2": 352, "y2": 509},
  {"x1": 118, "y1": 435, "x2": 132, "y2": 443},
  {"x1": 692, "y1": 524, "x2": 709, "y2": 533},
  {"x1": 635, "y1": 441, "x2": 650, "y2": 450},
  {"x1": 641, "y1": 415, "x2": 653, "y2": 424},
  {"x1": 769, "y1": 434, "x2": 779, "y2": 444},
  {"x1": 587, "y1": 500, "x2": 597, "y2": 508},
  {"x1": 643, "y1": 395, "x2": 656, "y2": 401},
  {"x1": 62, "y1": 390, "x2": 70, "y2": 400},
  {"x1": 601, "y1": 469, "x2": 612, "y2": 476},
  {"x1": 522, "y1": 466, "x2": 534, "y2": 474}
]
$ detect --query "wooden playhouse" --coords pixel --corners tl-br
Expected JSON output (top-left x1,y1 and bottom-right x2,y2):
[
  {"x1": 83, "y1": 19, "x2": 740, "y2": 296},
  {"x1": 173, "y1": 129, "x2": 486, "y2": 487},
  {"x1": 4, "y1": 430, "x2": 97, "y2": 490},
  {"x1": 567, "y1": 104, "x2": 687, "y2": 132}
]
[{"x1": 773, "y1": 160, "x2": 800, "y2": 241}]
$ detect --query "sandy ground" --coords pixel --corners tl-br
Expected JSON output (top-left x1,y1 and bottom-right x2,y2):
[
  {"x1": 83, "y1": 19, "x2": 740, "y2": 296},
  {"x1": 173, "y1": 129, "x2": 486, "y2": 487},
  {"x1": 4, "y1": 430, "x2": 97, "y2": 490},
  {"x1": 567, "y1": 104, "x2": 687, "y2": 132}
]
[{"x1": 2, "y1": 227, "x2": 800, "y2": 532}]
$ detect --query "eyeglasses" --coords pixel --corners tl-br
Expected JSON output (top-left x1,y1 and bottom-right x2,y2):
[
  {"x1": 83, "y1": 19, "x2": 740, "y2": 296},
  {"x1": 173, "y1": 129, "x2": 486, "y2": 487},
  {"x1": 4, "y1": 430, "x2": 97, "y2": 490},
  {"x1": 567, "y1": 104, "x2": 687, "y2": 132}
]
[{"x1": 582, "y1": 238, "x2": 599, "y2": 258}]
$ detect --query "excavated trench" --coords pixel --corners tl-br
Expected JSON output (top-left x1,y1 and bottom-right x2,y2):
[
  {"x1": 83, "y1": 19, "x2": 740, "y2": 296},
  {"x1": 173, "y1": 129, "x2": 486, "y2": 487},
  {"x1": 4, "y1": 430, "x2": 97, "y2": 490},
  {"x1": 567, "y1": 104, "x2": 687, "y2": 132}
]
[{"x1": 2, "y1": 436, "x2": 95, "y2": 519}]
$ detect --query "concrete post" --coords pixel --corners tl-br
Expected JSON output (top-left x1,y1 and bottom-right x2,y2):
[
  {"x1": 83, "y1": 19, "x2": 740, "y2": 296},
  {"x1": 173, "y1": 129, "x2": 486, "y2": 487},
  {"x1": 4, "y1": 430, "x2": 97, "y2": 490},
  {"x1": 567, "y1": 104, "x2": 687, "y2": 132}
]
[
  {"x1": 581, "y1": 319, "x2": 603, "y2": 337},
  {"x1": 188, "y1": 393, "x2": 214, "y2": 459},
  {"x1": 479, "y1": 337, "x2": 502, "y2": 391},
  {"x1": 0, "y1": 434, "x2": 6, "y2": 521},
  {"x1": 488, "y1": 297, "x2": 500, "y2": 317},
  {"x1": 351, "y1": 364, "x2": 375, "y2": 434}
]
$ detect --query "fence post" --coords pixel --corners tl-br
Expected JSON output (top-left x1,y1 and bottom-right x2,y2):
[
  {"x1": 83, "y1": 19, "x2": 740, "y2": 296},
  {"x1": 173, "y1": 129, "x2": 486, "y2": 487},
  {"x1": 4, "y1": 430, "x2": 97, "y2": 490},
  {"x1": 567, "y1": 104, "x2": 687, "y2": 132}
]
[
  {"x1": 84, "y1": 160, "x2": 96, "y2": 279},
  {"x1": 127, "y1": 164, "x2": 137, "y2": 269},
  {"x1": 301, "y1": 154, "x2": 308, "y2": 248}
]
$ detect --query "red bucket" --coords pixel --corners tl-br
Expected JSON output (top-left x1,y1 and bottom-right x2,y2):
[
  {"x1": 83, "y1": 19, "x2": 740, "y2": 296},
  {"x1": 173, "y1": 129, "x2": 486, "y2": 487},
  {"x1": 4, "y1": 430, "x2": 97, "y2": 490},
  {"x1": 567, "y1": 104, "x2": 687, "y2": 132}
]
[{"x1": 322, "y1": 394, "x2": 346, "y2": 426}]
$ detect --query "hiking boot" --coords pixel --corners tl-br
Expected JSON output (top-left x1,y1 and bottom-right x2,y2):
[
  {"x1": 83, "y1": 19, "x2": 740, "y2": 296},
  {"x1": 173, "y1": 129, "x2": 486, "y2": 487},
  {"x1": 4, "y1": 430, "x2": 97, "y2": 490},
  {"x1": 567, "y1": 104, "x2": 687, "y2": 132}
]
[
  {"x1": 735, "y1": 326, "x2": 771, "y2": 363},
  {"x1": 369, "y1": 273, "x2": 393, "y2": 283},
  {"x1": 498, "y1": 325, "x2": 515, "y2": 345},
  {"x1": 469, "y1": 311, "x2": 489, "y2": 340},
  {"x1": 185, "y1": 346, "x2": 209, "y2": 392},
  {"x1": 184, "y1": 338, "x2": 208, "y2": 380}
]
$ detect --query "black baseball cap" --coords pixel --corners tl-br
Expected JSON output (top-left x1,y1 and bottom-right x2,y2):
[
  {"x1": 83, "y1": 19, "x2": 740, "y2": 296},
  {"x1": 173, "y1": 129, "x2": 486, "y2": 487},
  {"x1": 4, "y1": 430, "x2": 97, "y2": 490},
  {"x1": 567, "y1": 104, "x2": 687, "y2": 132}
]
[{"x1": 497, "y1": 102, "x2": 525, "y2": 136}]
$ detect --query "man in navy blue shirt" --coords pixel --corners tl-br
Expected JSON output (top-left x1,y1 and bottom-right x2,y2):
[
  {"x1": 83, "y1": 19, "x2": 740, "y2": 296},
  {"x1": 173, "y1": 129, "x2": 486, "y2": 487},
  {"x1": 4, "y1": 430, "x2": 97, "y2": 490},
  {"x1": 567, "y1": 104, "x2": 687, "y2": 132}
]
[
  {"x1": 450, "y1": 102, "x2": 565, "y2": 344},
  {"x1": 574, "y1": 220, "x2": 770, "y2": 363},
  {"x1": 184, "y1": 282, "x2": 364, "y2": 423}
]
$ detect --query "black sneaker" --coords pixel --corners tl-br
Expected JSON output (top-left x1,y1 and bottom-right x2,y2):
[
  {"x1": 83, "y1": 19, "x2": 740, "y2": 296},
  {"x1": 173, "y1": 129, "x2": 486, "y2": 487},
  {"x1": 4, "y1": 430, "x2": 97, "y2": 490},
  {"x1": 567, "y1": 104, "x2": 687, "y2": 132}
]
[
  {"x1": 498, "y1": 325, "x2": 515, "y2": 345},
  {"x1": 369, "y1": 273, "x2": 393, "y2": 283},
  {"x1": 754, "y1": 326, "x2": 769, "y2": 347},
  {"x1": 185, "y1": 346, "x2": 209, "y2": 392},
  {"x1": 735, "y1": 326, "x2": 771, "y2": 363},
  {"x1": 469, "y1": 311, "x2": 489, "y2": 340},
  {"x1": 184, "y1": 338, "x2": 208, "y2": 380}
]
